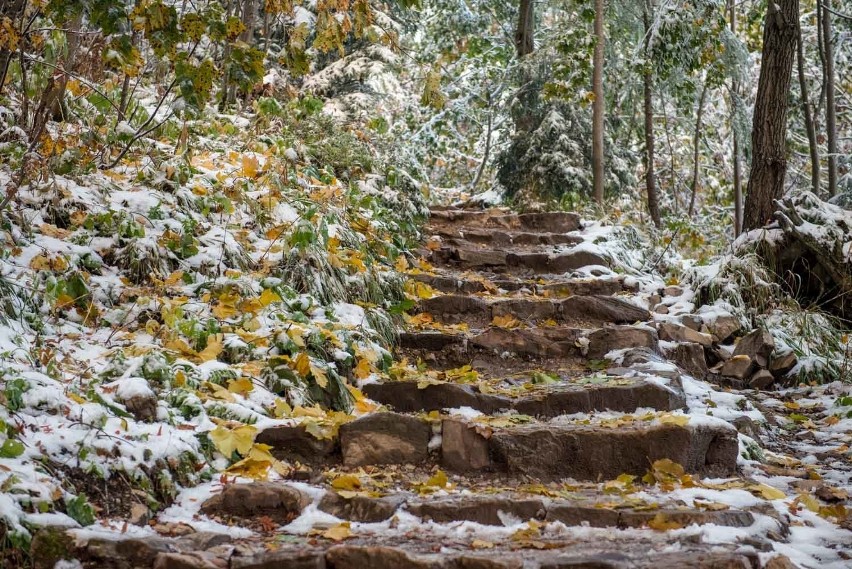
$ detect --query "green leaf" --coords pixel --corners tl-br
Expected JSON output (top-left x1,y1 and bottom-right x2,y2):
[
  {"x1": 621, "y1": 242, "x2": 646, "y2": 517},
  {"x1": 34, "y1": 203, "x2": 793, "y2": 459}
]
[
  {"x1": 0, "y1": 439, "x2": 24, "y2": 458},
  {"x1": 66, "y1": 495, "x2": 96, "y2": 527}
]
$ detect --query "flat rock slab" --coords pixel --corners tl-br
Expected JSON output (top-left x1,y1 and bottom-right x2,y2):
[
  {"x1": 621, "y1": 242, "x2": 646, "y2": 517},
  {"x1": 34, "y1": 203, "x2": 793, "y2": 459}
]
[
  {"x1": 363, "y1": 378, "x2": 685, "y2": 417},
  {"x1": 339, "y1": 412, "x2": 432, "y2": 466},
  {"x1": 442, "y1": 419, "x2": 737, "y2": 480},
  {"x1": 199, "y1": 482, "x2": 311, "y2": 523},
  {"x1": 429, "y1": 210, "x2": 582, "y2": 233},
  {"x1": 405, "y1": 495, "x2": 753, "y2": 529}
]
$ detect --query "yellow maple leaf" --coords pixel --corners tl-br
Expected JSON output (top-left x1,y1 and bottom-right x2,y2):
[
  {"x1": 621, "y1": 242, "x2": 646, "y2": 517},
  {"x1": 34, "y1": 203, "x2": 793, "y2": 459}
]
[
  {"x1": 294, "y1": 352, "x2": 311, "y2": 377},
  {"x1": 749, "y1": 483, "x2": 786, "y2": 501},
  {"x1": 228, "y1": 377, "x2": 255, "y2": 395},
  {"x1": 260, "y1": 288, "x2": 281, "y2": 306},
  {"x1": 492, "y1": 314, "x2": 521, "y2": 328},
  {"x1": 353, "y1": 358, "x2": 373, "y2": 379},
  {"x1": 209, "y1": 424, "x2": 257, "y2": 458},
  {"x1": 395, "y1": 255, "x2": 409, "y2": 272},
  {"x1": 658, "y1": 414, "x2": 689, "y2": 426},
  {"x1": 197, "y1": 334, "x2": 224, "y2": 362},
  {"x1": 311, "y1": 364, "x2": 329, "y2": 388},
  {"x1": 321, "y1": 522, "x2": 353, "y2": 541},
  {"x1": 646, "y1": 513, "x2": 684, "y2": 530},
  {"x1": 331, "y1": 474, "x2": 361, "y2": 491},
  {"x1": 242, "y1": 154, "x2": 260, "y2": 178}
]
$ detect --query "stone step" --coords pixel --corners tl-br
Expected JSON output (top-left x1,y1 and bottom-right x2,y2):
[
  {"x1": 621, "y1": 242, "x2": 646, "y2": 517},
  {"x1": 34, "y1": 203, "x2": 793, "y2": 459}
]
[
  {"x1": 70, "y1": 533, "x2": 772, "y2": 569},
  {"x1": 429, "y1": 209, "x2": 582, "y2": 234},
  {"x1": 429, "y1": 226, "x2": 585, "y2": 247},
  {"x1": 257, "y1": 411, "x2": 738, "y2": 481},
  {"x1": 427, "y1": 246, "x2": 609, "y2": 274},
  {"x1": 410, "y1": 272, "x2": 636, "y2": 296},
  {"x1": 198, "y1": 481, "x2": 754, "y2": 530},
  {"x1": 362, "y1": 375, "x2": 686, "y2": 416},
  {"x1": 400, "y1": 324, "x2": 659, "y2": 362},
  {"x1": 440, "y1": 416, "x2": 738, "y2": 480},
  {"x1": 417, "y1": 294, "x2": 650, "y2": 328}
]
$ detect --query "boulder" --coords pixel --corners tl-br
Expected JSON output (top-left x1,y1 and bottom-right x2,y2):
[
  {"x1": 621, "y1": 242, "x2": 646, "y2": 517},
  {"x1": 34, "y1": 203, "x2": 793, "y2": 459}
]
[
  {"x1": 339, "y1": 412, "x2": 431, "y2": 467},
  {"x1": 733, "y1": 329, "x2": 775, "y2": 368},
  {"x1": 200, "y1": 482, "x2": 311, "y2": 523}
]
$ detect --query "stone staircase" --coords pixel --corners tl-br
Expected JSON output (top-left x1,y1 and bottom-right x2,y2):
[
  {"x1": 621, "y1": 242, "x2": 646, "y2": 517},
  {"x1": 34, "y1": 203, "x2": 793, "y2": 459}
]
[{"x1": 64, "y1": 208, "x2": 816, "y2": 569}]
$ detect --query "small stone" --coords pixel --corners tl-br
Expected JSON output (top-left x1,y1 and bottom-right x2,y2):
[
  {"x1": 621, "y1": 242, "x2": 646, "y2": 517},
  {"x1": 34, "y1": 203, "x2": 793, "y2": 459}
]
[
  {"x1": 648, "y1": 294, "x2": 662, "y2": 306},
  {"x1": 733, "y1": 329, "x2": 775, "y2": 368},
  {"x1": 720, "y1": 355, "x2": 754, "y2": 380},
  {"x1": 680, "y1": 315, "x2": 703, "y2": 331},
  {"x1": 667, "y1": 342, "x2": 708, "y2": 379},
  {"x1": 340, "y1": 412, "x2": 431, "y2": 467},
  {"x1": 748, "y1": 369, "x2": 775, "y2": 390},
  {"x1": 129, "y1": 502, "x2": 150, "y2": 526},
  {"x1": 123, "y1": 393, "x2": 159, "y2": 423},
  {"x1": 764, "y1": 556, "x2": 799, "y2": 569},
  {"x1": 441, "y1": 419, "x2": 490, "y2": 471},
  {"x1": 664, "y1": 285, "x2": 684, "y2": 297},
  {"x1": 732, "y1": 416, "x2": 762, "y2": 442},
  {"x1": 653, "y1": 305, "x2": 669, "y2": 314},
  {"x1": 658, "y1": 322, "x2": 713, "y2": 347},
  {"x1": 318, "y1": 492, "x2": 406, "y2": 523},
  {"x1": 769, "y1": 351, "x2": 798, "y2": 378},
  {"x1": 704, "y1": 315, "x2": 741, "y2": 344}
]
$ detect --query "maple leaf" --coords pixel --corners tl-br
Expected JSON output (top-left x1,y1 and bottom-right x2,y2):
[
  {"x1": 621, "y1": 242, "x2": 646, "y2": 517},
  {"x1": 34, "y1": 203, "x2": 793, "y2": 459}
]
[
  {"x1": 197, "y1": 334, "x2": 224, "y2": 362},
  {"x1": 209, "y1": 424, "x2": 257, "y2": 458},
  {"x1": 321, "y1": 522, "x2": 353, "y2": 541},
  {"x1": 492, "y1": 314, "x2": 521, "y2": 328}
]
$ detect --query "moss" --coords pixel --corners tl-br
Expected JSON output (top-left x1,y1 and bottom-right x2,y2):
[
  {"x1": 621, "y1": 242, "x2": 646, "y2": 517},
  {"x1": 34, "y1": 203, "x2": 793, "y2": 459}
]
[{"x1": 30, "y1": 527, "x2": 74, "y2": 569}]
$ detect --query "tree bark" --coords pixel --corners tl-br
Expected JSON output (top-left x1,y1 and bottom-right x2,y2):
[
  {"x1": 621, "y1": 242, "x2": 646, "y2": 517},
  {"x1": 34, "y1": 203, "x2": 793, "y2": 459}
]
[
  {"x1": 643, "y1": 0, "x2": 660, "y2": 227},
  {"x1": 515, "y1": 0, "x2": 534, "y2": 58},
  {"x1": 592, "y1": 0, "x2": 605, "y2": 204},
  {"x1": 743, "y1": 0, "x2": 799, "y2": 232},
  {"x1": 688, "y1": 83, "x2": 708, "y2": 217},
  {"x1": 821, "y1": 0, "x2": 837, "y2": 196},
  {"x1": 729, "y1": 0, "x2": 742, "y2": 236},
  {"x1": 796, "y1": 8, "x2": 820, "y2": 194}
]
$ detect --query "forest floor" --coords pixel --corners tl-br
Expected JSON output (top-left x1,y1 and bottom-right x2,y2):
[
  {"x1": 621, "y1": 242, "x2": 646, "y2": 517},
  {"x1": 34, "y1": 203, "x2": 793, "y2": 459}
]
[{"x1": 1, "y1": 103, "x2": 851, "y2": 569}]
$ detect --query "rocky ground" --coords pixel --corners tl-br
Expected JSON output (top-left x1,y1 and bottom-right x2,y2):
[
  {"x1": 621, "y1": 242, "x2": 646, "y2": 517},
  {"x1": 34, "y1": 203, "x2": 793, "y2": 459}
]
[{"x1": 25, "y1": 208, "x2": 852, "y2": 568}]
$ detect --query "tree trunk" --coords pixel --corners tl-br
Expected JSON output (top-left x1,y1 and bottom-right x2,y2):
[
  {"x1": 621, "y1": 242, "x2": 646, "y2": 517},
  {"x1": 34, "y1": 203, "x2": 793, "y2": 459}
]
[
  {"x1": 796, "y1": 8, "x2": 820, "y2": 194},
  {"x1": 743, "y1": 0, "x2": 798, "y2": 232},
  {"x1": 592, "y1": 0, "x2": 605, "y2": 204},
  {"x1": 29, "y1": 12, "x2": 82, "y2": 140},
  {"x1": 515, "y1": 0, "x2": 534, "y2": 58},
  {"x1": 729, "y1": 0, "x2": 742, "y2": 236},
  {"x1": 643, "y1": 0, "x2": 660, "y2": 227},
  {"x1": 688, "y1": 83, "x2": 708, "y2": 217},
  {"x1": 821, "y1": 0, "x2": 837, "y2": 196}
]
